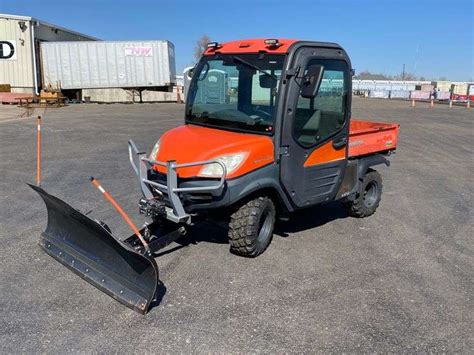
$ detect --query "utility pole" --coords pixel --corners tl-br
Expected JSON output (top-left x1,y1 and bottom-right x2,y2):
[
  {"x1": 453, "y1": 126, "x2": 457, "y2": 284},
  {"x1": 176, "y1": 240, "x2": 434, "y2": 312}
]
[{"x1": 402, "y1": 64, "x2": 406, "y2": 81}]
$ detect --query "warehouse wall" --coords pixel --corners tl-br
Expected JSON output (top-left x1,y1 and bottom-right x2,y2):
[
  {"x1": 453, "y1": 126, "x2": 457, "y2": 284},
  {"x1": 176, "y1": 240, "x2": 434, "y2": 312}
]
[
  {"x1": 0, "y1": 17, "x2": 95, "y2": 94},
  {"x1": 0, "y1": 18, "x2": 34, "y2": 93}
]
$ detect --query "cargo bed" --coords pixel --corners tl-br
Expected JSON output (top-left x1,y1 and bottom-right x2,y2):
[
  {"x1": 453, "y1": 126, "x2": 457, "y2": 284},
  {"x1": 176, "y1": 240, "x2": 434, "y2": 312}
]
[{"x1": 348, "y1": 120, "x2": 400, "y2": 157}]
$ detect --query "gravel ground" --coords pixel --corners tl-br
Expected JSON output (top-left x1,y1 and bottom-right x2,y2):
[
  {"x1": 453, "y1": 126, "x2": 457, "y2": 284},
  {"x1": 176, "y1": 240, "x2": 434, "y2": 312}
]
[{"x1": 0, "y1": 98, "x2": 472, "y2": 352}]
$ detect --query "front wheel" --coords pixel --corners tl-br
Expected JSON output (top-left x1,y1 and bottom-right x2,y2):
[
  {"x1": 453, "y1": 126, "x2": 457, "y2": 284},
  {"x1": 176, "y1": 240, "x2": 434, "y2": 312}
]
[
  {"x1": 228, "y1": 196, "x2": 276, "y2": 257},
  {"x1": 344, "y1": 169, "x2": 383, "y2": 218}
]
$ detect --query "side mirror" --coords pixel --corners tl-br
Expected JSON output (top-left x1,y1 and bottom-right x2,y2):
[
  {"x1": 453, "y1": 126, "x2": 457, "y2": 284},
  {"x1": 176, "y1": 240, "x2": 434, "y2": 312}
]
[
  {"x1": 301, "y1": 64, "x2": 324, "y2": 98},
  {"x1": 197, "y1": 62, "x2": 210, "y2": 81},
  {"x1": 259, "y1": 74, "x2": 277, "y2": 89},
  {"x1": 187, "y1": 67, "x2": 194, "y2": 79}
]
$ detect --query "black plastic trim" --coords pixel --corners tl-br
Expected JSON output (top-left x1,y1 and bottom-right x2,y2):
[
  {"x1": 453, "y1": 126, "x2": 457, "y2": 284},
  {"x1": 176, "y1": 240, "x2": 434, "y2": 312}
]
[
  {"x1": 181, "y1": 164, "x2": 294, "y2": 212},
  {"x1": 356, "y1": 154, "x2": 390, "y2": 178}
]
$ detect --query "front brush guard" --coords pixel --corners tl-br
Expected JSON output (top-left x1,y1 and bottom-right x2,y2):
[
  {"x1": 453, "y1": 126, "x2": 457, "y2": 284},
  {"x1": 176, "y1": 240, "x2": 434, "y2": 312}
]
[
  {"x1": 128, "y1": 140, "x2": 226, "y2": 224},
  {"x1": 29, "y1": 184, "x2": 159, "y2": 314}
]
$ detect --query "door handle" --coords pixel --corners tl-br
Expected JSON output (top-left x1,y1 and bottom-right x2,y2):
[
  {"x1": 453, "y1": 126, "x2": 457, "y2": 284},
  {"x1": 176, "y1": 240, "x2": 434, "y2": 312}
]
[{"x1": 332, "y1": 137, "x2": 347, "y2": 149}]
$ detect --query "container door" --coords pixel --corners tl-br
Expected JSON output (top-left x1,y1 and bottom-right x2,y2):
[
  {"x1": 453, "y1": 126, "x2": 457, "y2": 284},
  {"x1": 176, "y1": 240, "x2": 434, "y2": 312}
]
[{"x1": 280, "y1": 47, "x2": 351, "y2": 208}]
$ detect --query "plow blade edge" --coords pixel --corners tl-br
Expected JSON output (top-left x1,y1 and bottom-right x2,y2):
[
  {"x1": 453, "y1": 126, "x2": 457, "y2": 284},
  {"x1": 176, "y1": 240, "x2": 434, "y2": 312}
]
[{"x1": 29, "y1": 184, "x2": 159, "y2": 314}]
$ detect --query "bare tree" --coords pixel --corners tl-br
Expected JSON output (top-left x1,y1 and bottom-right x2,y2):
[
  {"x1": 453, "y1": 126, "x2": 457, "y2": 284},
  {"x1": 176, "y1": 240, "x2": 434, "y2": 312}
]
[
  {"x1": 393, "y1": 72, "x2": 418, "y2": 81},
  {"x1": 194, "y1": 34, "x2": 211, "y2": 62},
  {"x1": 353, "y1": 70, "x2": 392, "y2": 80},
  {"x1": 355, "y1": 70, "x2": 425, "y2": 81}
]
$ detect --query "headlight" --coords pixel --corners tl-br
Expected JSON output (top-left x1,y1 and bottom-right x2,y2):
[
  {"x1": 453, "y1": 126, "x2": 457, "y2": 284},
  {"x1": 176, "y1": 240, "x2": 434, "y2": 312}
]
[
  {"x1": 199, "y1": 152, "x2": 248, "y2": 177},
  {"x1": 149, "y1": 139, "x2": 161, "y2": 160}
]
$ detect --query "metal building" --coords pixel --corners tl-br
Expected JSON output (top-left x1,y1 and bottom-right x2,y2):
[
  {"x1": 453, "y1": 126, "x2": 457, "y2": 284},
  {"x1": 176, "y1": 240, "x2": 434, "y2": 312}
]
[{"x1": 0, "y1": 13, "x2": 96, "y2": 94}]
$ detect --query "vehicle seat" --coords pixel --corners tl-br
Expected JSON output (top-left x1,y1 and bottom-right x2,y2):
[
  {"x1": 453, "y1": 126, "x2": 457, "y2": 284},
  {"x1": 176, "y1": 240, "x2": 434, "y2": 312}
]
[{"x1": 297, "y1": 109, "x2": 321, "y2": 146}]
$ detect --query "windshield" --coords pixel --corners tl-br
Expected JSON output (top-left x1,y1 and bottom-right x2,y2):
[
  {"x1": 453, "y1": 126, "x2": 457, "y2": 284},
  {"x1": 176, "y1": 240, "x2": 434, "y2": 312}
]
[{"x1": 186, "y1": 54, "x2": 286, "y2": 134}]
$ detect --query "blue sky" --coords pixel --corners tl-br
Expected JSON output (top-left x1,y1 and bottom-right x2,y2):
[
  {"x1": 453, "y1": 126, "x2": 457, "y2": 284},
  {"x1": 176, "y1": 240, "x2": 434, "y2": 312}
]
[{"x1": 1, "y1": 0, "x2": 473, "y2": 81}]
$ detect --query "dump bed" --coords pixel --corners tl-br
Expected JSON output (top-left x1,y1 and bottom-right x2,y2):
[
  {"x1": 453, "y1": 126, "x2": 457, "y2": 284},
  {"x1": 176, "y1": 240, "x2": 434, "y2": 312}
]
[{"x1": 348, "y1": 120, "x2": 400, "y2": 157}]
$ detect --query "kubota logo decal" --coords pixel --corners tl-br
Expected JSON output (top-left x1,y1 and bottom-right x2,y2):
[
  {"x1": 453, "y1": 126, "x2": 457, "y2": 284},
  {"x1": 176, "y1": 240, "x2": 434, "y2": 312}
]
[
  {"x1": 349, "y1": 140, "x2": 364, "y2": 147},
  {"x1": 0, "y1": 40, "x2": 16, "y2": 60}
]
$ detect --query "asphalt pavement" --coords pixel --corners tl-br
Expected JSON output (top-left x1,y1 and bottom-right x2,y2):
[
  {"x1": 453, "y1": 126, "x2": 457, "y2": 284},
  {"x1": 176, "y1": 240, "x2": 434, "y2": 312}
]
[{"x1": 0, "y1": 98, "x2": 472, "y2": 352}]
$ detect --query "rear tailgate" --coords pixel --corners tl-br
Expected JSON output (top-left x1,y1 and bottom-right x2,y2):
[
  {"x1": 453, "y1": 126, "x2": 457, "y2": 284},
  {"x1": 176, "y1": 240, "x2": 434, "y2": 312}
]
[{"x1": 349, "y1": 120, "x2": 400, "y2": 157}]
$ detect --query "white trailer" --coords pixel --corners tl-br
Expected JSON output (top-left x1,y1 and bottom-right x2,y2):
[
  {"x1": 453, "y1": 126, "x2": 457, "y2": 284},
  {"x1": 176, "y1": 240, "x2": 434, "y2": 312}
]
[{"x1": 41, "y1": 40, "x2": 176, "y2": 90}]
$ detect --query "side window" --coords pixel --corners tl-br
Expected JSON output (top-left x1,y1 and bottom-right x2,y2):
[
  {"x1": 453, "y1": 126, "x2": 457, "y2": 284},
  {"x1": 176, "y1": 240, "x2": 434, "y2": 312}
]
[{"x1": 293, "y1": 59, "x2": 348, "y2": 147}]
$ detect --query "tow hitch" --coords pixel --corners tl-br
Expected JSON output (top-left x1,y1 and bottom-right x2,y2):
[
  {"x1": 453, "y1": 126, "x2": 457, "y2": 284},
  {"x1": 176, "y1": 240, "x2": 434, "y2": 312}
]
[{"x1": 138, "y1": 198, "x2": 166, "y2": 219}]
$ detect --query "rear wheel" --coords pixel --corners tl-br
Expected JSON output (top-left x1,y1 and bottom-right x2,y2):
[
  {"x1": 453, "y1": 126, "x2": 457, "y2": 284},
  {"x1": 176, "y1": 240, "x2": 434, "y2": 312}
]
[
  {"x1": 228, "y1": 196, "x2": 276, "y2": 257},
  {"x1": 344, "y1": 169, "x2": 382, "y2": 218}
]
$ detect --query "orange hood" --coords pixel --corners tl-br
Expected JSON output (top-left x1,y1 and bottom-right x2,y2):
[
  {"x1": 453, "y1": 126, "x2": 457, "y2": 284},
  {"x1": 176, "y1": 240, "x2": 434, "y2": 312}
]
[{"x1": 153, "y1": 124, "x2": 275, "y2": 179}]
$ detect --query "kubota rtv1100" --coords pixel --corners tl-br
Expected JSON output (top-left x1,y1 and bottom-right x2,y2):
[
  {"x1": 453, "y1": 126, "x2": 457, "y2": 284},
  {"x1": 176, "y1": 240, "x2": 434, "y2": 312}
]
[{"x1": 31, "y1": 38, "x2": 400, "y2": 314}]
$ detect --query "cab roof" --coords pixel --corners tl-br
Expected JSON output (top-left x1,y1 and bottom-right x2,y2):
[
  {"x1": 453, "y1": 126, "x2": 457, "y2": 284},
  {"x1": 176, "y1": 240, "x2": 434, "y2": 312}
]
[
  {"x1": 203, "y1": 38, "x2": 297, "y2": 55},
  {"x1": 203, "y1": 38, "x2": 343, "y2": 56}
]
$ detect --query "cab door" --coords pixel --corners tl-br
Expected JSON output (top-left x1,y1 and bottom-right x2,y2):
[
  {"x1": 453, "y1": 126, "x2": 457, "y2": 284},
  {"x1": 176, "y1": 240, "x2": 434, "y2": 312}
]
[{"x1": 279, "y1": 47, "x2": 352, "y2": 208}]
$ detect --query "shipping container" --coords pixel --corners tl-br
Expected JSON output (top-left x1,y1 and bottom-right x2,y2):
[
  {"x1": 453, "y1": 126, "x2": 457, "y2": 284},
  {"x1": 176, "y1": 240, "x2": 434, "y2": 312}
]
[
  {"x1": 390, "y1": 90, "x2": 410, "y2": 99},
  {"x1": 41, "y1": 40, "x2": 176, "y2": 90},
  {"x1": 452, "y1": 83, "x2": 468, "y2": 95},
  {"x1": 369, "y1": 90, "x2": 390, "y2": 99},
  {"x1": 436, "y1": 91, "x2": 451, "y2": 100},
  {"x1": 450, "y1": 82, "x2": 474, "y2": 101},
  {"x1": 352, "y1": 80, "x2": 426, "y2": 93},
  {"x1": 410, "y1": 91, "x2": 430, "y2": 100},
  {"x1": 433, "y1": 81, "x2": 452, "y2": 92},
  {"x1": 390, "y1": 81, "x2": 413, "y2": 91},
  {"x1": 415, "y1": 84, "x2": 434, "y2": 92}
]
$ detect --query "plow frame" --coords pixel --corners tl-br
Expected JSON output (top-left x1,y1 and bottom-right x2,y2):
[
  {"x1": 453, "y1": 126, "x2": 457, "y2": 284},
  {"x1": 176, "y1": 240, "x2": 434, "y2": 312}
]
[{"x1": 128, "y1": 140, "x2": 227, "y2": 224}]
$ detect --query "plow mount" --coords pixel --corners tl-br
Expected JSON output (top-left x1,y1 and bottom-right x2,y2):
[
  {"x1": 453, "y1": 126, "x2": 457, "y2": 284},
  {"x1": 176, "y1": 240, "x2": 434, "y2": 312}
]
[{"x1": 29, "y1": 184, "x2": 185, "y2": 314}]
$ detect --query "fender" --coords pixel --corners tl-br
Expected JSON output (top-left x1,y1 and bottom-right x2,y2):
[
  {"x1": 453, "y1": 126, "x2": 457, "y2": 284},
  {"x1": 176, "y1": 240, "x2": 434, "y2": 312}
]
[
  {"x1": 226, "y1": 164, "x2": 294, "y2": 212},
  {"x1": 336, "y1": 154, "x2": 390, "y2": 201},
  {"x1": 183, "y1": 164, "x2": 295, "y2": 212},
  {"x1": 231, "y1": 175, "x2": 294, "y2": 212},
  {"x1": 357, "y1": 154, "x2": 390, "y2": 179}
]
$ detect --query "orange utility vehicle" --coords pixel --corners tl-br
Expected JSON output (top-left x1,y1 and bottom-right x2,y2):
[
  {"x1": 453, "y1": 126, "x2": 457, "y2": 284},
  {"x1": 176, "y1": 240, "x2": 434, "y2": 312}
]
[{"x1": 31, "y1": 39, "x2": 399, "y2": 314}]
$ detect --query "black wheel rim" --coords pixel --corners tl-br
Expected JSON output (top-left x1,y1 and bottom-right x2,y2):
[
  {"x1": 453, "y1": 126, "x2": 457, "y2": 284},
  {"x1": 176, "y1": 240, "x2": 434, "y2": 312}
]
[
  {"x1": 363, "y1": 181, "x2": 378, "y2": 208},
  {"x1": 257, "y1": 207, "x2": 273, "y2": 245}
]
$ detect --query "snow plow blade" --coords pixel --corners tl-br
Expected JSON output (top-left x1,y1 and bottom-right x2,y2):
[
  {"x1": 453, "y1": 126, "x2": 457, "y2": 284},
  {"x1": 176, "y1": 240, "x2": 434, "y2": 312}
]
[{"x1": 28, "y1": 184, "x2": 159, "y2": 314}]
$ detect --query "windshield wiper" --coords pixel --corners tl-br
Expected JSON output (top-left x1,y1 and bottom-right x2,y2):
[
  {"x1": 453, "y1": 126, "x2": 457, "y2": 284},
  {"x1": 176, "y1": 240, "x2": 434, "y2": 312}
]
[{"x1": 231, "y1": 56, "x2": 278, "y2": 80}]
